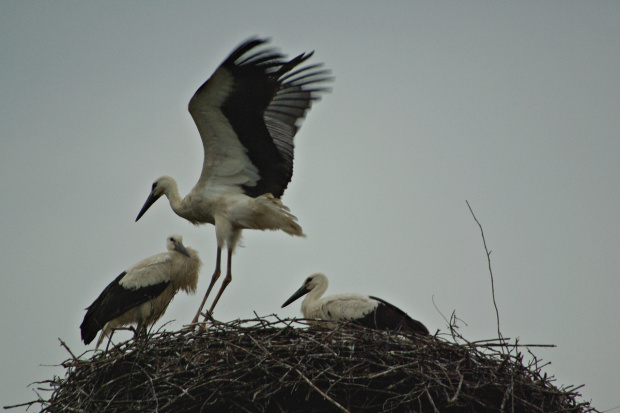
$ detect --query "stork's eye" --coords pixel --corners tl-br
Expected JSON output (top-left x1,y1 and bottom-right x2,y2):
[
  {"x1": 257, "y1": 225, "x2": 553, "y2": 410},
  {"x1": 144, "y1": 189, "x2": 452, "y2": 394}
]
[
  {"x1": 152, "y1": 182, "x2": 158, "y2": 190},
  {"x1": 305, "y1": 277, "x2": 313, "y2": 285}
]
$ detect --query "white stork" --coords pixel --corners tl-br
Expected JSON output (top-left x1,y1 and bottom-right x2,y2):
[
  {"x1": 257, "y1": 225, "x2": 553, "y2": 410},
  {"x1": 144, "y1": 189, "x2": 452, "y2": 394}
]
[
  {"x1": 80, "y1": 235, "x2": 201, "y2": 349},
  {"x1": 281, "y1": 273, "x2": 429, "y2": 335},
  {"x1": 135, "y1": 37, "x2": 331, "y2": 324}
]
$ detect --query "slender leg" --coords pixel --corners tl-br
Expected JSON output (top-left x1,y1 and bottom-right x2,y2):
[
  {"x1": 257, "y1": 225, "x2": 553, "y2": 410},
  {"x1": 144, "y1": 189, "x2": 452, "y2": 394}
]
[
  {"x1": 104, "y1": 330, "x2": 116, "y2": 352},
  {"x1": 97, "y1": 329, "x2": 115, "y2": 352},
  {"x1": 191, "y1": 247, "x2": 222, "y2": 324},
  {"x1": 135, "y1": 320, "x2": 145, "y2": 338},
  {"x1": 206, "y1": 248, "x2": 233, "y2": 317}
]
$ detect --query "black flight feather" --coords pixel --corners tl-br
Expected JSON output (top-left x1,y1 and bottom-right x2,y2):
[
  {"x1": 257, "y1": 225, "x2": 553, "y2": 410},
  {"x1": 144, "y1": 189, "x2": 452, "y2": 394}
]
[
  {"x1": 80, "y1": 272, "x2": 170, "y2": 344},
  {"x1": 216, "y1": 38, "x2": 331, "y2": 198},
  {"x1": 354, "y1": 296, "x2": 429, "y2": 335}
]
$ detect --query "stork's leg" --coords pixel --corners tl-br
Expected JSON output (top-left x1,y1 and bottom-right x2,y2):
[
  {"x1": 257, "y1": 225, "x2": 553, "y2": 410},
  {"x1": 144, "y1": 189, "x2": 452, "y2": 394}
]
[
  {"x1": 103, "y1": 330, "x2": 116, "y2": 352},
  {"x1": 135, "y1": 320, "x2": 146, "y2": 338},
  {"x1": 206, "y1": 248, "x2": 233, "y2": 317},
  {"x1": 96, "y1": 328, "x2": 115, "y2": 352},
  {"x1": 191, "y1": 247, "x2": 222, "y2": 324}
]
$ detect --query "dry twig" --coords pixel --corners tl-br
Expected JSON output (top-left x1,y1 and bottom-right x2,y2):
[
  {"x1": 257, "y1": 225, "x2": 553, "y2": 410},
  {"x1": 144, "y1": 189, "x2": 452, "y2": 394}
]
[{"x1": 6, "y1": 316, "x2": 598, "y2": 413}]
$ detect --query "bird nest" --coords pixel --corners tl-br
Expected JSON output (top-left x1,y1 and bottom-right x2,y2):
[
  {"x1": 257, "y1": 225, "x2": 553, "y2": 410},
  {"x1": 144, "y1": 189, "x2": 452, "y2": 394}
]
[{"x1": 17, "y1": 316, "x2": 597, "y2": 413}]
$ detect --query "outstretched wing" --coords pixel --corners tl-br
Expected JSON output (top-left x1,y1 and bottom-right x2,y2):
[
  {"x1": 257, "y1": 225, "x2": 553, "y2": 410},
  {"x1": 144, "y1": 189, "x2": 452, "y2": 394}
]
[{"x1": 188, "y1": 37, "x2": 331, "y2": 197}]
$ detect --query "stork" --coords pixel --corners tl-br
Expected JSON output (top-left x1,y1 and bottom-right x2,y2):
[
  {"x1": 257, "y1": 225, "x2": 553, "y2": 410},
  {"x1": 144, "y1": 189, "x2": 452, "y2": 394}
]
[
  {"x1": 281, "y1": 273, "x2": 429, "y2": 335},
  {"x1": 80, "y1": 235, "x2": 201, "y2": 349},
  {"x1": 135, "y1": 37, "x2": 331, "y2": 324}
]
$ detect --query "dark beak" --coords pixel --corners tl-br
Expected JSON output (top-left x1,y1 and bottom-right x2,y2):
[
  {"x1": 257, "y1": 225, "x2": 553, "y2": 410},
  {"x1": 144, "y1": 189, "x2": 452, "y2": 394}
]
[
  {"x1": 281, "y1": 284, "x2": 310, "y2": 308},
  {"x1": 135, "y1": 192, "x2": 160, "y2": 222},
  {"x1": 174, "y1": 241, "x2": 191, "y2": 258}
]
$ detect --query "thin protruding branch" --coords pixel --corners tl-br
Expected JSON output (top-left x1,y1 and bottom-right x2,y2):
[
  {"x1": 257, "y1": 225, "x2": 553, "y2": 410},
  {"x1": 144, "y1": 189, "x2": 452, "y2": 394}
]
[
  {"x1": 466, "y1": 200, "x2": 504, "y2": 347},
  {"x1": 58, "y1": 338, "x2": 77, "y2": 360}
]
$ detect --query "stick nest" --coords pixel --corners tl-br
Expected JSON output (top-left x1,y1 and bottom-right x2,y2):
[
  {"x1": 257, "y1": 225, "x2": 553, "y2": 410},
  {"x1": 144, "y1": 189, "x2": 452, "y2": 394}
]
[{"x1": 21, "y1": 316, "x2": 597, "y2": 413}]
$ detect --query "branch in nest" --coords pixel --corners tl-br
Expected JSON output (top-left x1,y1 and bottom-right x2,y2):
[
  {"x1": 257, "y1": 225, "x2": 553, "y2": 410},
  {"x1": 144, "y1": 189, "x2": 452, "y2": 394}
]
[{"x1": 8, "y1": 315, "x2": 598, "y2": 413}]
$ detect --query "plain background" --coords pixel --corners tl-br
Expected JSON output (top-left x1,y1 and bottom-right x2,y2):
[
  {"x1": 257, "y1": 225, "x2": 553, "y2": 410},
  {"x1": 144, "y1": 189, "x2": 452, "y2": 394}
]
[{"x1": 2, "y1": 2, "x2": 618, "y2": 411}]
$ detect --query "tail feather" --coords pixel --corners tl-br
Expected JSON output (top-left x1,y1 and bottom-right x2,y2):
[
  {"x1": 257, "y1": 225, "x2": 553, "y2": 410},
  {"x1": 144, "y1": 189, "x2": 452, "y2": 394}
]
[
  {"x1": 244, "y1": 194, "x2": 305, "y2": 236},
  {"x1": 80, "y1": 311, "x2": 104, "y2": 345}
]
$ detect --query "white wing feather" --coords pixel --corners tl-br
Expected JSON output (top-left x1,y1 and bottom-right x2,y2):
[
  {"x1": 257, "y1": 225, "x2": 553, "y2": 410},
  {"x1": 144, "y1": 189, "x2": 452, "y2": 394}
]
[
  {"x1": 189, "y1": 68, "x2": 260, "y2": 189},
  {"x1": 120, "y1": 252, "x2": 172, "y2": 290},
  {"x1": 318, "y1": 294, "x2": 379, "y2": 321}
]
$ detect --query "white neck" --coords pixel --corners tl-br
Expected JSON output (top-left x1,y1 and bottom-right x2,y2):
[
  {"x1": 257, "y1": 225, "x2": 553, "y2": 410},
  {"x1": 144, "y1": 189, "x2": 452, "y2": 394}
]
[
  {"x1": 301, "y1": 281, "x2": 328, "y2": 317},
  {"x1": 159, "y1": 178, "x2": 185, "y2": 217}
]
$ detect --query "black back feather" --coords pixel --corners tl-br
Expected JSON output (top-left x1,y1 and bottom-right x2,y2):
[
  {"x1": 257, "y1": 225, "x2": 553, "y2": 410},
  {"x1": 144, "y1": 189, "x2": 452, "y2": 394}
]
[
  {"x1": 80, "y1": 271, "x2": 170, "y2": 344},
  {"x1": 354, "y1": 296, "x2": 429, "y2": 335}
]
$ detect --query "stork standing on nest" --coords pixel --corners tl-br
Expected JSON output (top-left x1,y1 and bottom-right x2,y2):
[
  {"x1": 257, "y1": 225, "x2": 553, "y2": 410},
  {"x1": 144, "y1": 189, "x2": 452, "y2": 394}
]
[
  {"x1": 135, "y1": 37, "x2": 331, "y2": 323},
  {"x1": 80, "y1": 235, "x2": 201, "y2": 349},
  {"x1": 282, "y1": 273, "x2": 429, "y2": 334}
]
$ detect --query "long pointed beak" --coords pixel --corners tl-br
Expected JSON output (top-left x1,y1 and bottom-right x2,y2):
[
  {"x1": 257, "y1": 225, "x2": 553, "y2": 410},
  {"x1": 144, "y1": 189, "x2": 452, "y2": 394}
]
[
  {"x1": 281, "y1": 285, "x2": 310, "y2": 308},
  {"x1": 135, "y1": 192, "x2": 160, "y2": 222},
  {"x1": 174, "y1": 242, "x2": 191, "y2": 258}
]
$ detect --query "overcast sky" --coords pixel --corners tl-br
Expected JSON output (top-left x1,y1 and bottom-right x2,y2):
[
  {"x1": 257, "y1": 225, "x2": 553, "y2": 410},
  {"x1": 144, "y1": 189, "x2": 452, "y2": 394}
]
[{"x1": 2, "y1": 2, "x2": 619, "y2": 411}]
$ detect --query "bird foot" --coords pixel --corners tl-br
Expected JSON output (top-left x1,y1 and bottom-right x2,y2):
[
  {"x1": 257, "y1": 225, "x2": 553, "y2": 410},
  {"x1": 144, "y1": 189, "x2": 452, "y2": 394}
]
[
  {"x1": 188, "y1": 311, "x2": 217, "y2": 330},
  {"x1": 202, "y1": 311, "x2": 215, "y2": 322}
]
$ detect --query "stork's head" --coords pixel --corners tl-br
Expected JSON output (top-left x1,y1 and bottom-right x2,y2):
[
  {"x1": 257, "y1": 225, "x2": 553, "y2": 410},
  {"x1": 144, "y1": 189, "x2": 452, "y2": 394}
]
[
  {"x1": 281, "y1": 272, "x2": 328, "y2": 308},
  {"x1": 135, "y1": 176, "x2": 175, "y2": 221},
  {"x1": 166, "y1": 234, "x2": 191, "y2": 258}
]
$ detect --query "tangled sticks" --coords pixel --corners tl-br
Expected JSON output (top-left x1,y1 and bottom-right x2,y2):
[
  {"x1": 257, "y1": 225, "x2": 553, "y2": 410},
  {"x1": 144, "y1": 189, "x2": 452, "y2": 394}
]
[{"x1": 20, "y1": 316, "x2": 596, "y2": 413}]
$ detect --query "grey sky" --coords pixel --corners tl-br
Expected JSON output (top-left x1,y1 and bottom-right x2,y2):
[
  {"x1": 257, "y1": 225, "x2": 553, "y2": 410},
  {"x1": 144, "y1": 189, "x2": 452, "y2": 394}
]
[{"x1": 1, "y1": 2, "x2": 618, "y2": 410}]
